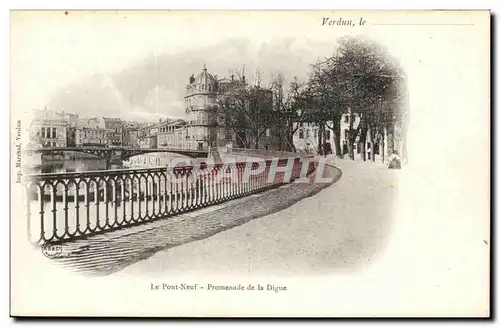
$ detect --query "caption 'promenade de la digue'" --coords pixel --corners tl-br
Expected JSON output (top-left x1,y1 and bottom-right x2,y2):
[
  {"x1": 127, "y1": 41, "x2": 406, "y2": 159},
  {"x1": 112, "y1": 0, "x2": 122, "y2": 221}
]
[{"x1": 20, "y1": 37, "x2": 407, "y2": 276}]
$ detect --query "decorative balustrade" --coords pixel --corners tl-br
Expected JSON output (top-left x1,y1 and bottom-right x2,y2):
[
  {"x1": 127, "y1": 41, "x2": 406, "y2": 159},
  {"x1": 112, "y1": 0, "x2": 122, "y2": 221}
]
[{"x1": 23, "y1": 158, "x2": 314, "y2": 244}]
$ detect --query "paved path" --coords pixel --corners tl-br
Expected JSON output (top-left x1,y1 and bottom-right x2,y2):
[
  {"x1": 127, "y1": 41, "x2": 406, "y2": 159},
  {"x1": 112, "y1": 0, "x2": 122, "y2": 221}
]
[{"x1": 115, "y1": 159, "x2": 398, "y2": 277}]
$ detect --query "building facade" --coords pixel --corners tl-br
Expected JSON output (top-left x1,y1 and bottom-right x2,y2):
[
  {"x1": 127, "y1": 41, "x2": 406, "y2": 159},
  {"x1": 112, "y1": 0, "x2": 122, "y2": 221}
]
[
  {"x1": 293, "y1": 112, "x2": 362, "y2": 155},
  {"x1": 103, "y1": 118, "x2": 123, "y2": 147},
  {"x1": 138, "y1": 135, "x2": 158, "y2": 149},
  {"x1": 122, "y1": 128, "x2": 139, "y2": 147},
  {"x1": 75, "y1": 118, "x2": 108, "y2": 147},
  {"x1": 29, "y1": 111, "x2": 69, "y2": 148},
  {"x1": 156, "y1": 119, "x2": 188, "y2": 149}
]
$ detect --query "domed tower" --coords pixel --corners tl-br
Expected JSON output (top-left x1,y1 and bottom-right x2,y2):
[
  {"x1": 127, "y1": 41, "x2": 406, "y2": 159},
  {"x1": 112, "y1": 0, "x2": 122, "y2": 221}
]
[{"x1": 185, "y1": 64, "x2": 219, "y2": 150}]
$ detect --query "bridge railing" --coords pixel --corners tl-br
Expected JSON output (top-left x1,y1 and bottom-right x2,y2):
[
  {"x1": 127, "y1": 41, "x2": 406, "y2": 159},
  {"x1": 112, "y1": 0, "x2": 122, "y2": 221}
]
[{"x1": 22, "y1": 158, "x2": 316, "y2": 244}]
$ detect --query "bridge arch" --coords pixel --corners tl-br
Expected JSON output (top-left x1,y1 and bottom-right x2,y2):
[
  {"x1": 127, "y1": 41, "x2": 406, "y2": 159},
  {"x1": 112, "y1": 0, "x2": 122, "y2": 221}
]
[
  {"x1": 31, "y1": 147, "x2": 210, "y2": 161},
  {"x1": 120, "y1": 149, "x2": 208, "y2": 161}
]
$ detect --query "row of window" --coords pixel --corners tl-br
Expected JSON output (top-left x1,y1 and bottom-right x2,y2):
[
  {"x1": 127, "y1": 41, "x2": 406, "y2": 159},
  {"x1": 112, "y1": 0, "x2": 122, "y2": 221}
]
[
  {"x1": 158, "y1": 126, "x2": 183, "y2": 133},
  {"x1": 39, "y1": 127, "x2": 58, "y2": 139},
  {"x1": 199, "y1": 84, "x2": 215, "y2": 92},
  {"x1": 186, "y1": 83, "x2": 216, "y2": 95},
  {"x1": 78, "y1": 131, "x2": 105, "y2": 137},
  {"x1": 42, "y1": 141, "x2": 62, "y2": 147},
  {"x1": 187, "y1": 114, "x2": 212, "y2": 125}
]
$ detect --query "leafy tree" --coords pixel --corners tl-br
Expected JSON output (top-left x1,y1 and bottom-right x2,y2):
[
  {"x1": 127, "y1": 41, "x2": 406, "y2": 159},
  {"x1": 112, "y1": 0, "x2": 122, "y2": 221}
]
[
  {"x1": 308, "y1": 59, "x2": 349, "y2": 158},
  {"x1": 309, "y1": 36, "x2": 406, "y2": 161}
]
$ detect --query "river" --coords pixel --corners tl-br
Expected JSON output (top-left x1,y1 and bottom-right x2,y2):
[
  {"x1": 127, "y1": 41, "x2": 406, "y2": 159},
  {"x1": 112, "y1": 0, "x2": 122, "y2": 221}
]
[{"x1": 32, "y1": 152, "x2": 193, "y2": 174}]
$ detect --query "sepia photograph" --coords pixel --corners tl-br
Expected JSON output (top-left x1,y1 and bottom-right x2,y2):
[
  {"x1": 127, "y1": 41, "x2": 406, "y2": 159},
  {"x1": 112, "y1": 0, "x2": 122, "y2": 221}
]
[{"x1": 9, "y1": 10, "x2": 490, "y2": 317}]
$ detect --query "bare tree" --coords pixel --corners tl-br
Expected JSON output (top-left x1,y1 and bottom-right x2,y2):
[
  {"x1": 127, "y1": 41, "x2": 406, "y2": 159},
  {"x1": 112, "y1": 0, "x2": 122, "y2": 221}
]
[
  {"x1": 216, "y1": 68, "x2": 274, "y2": 149},
  {"x1": 269, "y1": 73, "x2": 312, "y2": 152}
]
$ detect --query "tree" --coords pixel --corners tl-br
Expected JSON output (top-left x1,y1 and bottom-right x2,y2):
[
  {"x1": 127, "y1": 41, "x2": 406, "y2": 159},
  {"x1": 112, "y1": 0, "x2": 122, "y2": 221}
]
[
  {"x1": 308, "y1": 59, "x2": 350, "y2": 158},
  {"x1": 312, "y1": 36, "x2": 406, "y2": 161},
  {"x1": 216, "y1": 68, "x2": 274, "y2": 149},
  {"x1": 270, "y1": 74, "x2": 312, "y2": 152}
]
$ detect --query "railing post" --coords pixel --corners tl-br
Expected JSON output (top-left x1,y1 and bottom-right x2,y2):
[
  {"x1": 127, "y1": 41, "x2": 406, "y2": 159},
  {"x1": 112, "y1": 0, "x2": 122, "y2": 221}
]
[
  {"x1": 38, "y1": 185, "x2": 45, "y2": 242},
  {"x1": 94, "y1": 180, "x2": 100, "y2": 231},
  {"x1": 63, "y1": 182, "x2": 69, "y2": 238},
  {"x1": 145, "y1": 176, "x2": 150, "y2": 218},
  {"x1": 50, "y1": 184, "x2": 57, "y2": 241},
  {"x1": 121, "y1": 178, "x2": 126, "y2": 223},
  {"x1": 137, "y1": 176, "x2": 143, "y2": 220},
  {"x1": 162, "y1": 173, "x2": 168, "y2": 214},
  {"x1": 103, "y1": 179, "x2": 109, "y2": 228}
]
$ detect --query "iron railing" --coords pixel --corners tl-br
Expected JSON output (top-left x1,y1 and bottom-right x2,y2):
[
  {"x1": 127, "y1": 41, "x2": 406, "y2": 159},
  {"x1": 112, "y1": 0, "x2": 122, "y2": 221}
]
[{"x1": 22, "y1": 158, "x2": 314, "y2": 244}]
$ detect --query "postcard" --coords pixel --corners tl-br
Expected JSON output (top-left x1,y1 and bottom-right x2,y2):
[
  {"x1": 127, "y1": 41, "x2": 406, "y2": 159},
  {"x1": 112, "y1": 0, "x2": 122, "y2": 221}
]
[{"x1": 10, "y1": 10, "x2": 490, "y2": 317}]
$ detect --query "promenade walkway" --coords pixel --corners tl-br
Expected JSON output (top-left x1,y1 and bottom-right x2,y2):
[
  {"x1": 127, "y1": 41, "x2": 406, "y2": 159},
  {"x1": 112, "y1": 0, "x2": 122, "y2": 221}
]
[{"x1": 115, "y1": 158, "x2": 398, "y2": 277}]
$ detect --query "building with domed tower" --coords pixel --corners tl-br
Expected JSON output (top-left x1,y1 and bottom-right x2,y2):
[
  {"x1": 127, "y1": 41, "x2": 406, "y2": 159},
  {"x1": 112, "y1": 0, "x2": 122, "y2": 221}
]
[
  {"x1": 153, "y1": 64, "x2": 277, "y2": 152},
  {"x1": 184, "y1": 64, "x2": 220, "y2": 150},
  {"x1": 184, "y1": 64, "x2": 250, "y2": 150}
]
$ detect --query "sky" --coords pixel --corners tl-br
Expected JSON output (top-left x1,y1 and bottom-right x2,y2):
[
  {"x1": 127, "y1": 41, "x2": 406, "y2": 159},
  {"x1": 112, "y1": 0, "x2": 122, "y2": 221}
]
[
  {"x1": 11, "y1": 11, "x2": 349, "y2": 122},
  {"x1": 43, "y1": 37, "x2": 337, "y2": 121}
]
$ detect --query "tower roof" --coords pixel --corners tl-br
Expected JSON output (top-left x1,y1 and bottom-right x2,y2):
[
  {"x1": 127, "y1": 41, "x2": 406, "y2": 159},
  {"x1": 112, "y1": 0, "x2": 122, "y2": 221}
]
[{"x1": 193, "y1": 65, "x2": 217, "y2": 90}]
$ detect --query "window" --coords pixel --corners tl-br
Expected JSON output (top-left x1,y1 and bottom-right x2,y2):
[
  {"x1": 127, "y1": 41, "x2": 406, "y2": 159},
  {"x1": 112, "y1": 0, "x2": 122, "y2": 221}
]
[
  {"x1": 306, "y1": 129, "x2": 310, "y2": 138},
  {"x1": 344, "y1": 115, "x2": 349, "y2": 123},
  {"x1": 299, "y1": 129, "x2": 304, "y2": 139},
  {"x1": 45, "y1": 127, "x2": 50, "y2": 138},
  {"x1": 52, "y1": 128, "x2": 57, "y2": 139},
  {"x1": 344, "y1": 129, "x2": 349, "y2": 140},
  {"x1": 41, "y1": 127, "x2": 45, "y2": 138},
  {"x1": 326, "y1": 130, "x2": 331, "y2": 139}
]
